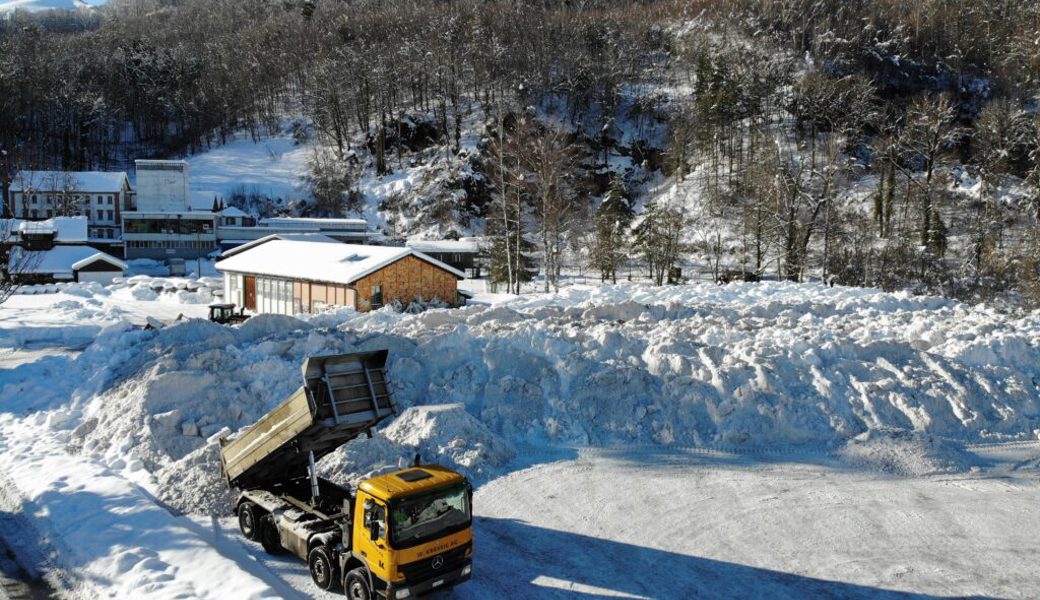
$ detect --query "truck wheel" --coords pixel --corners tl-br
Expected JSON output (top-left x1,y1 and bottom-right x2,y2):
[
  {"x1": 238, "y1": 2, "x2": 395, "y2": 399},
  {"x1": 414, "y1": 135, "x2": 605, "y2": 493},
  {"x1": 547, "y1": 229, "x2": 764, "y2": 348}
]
[
  {"x1": 237, "y1": 502, "x2": 259, "y2": 541},
  {"x1": 308, "y1": 545, "x2": 340, "y2": 591},
  {"x1": 344, "y1": 568, "x2": 370, "y2": 600},
  {"x1": 258, "y1": 514, "x2": 282, "y2": 554}
]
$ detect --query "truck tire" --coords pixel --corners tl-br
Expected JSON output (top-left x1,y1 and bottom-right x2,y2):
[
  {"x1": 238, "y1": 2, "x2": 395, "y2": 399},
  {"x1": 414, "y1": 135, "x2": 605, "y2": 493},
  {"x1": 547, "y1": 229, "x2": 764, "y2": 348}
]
[
  {"x1": 258, "y1": 514, "x2": 282, "y2": 554},
  {"x1": 343, "y1": 568, "x2": 370, "y2": 600},
  {"x1": 308, "y1": 545, "x2": 340, "y2": 591},
  {"x1": 237, "y1": 502, "x2": 259, "y2": 541}
]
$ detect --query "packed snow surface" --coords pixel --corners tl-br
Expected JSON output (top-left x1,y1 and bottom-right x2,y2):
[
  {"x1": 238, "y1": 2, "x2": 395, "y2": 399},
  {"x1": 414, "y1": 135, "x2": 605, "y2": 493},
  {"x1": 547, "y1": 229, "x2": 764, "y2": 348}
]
[{"x1": 457, "y1": 446, "x2": 1040, "y2": 599}]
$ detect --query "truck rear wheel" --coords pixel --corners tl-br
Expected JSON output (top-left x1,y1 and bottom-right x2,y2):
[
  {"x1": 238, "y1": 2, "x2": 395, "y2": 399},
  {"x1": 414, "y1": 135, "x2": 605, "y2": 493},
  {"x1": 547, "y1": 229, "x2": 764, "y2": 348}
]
[
  {"x1": 344, "y1": 568, "x2": 370, "y2": 600},
  {"x1": 308, "y1": 545, "x2": 339, "y2": 591},
  {"x1": 237, "y1": 502, "x2": 259, "y2": 541},
  {"x1": 258, "y1": 514, "x2": 282, "y2": 554}
]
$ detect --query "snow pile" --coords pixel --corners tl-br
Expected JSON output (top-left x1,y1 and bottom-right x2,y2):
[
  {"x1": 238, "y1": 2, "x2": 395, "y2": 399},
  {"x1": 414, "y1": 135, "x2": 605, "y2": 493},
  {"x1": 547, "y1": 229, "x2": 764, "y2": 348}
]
[
  {"x1": 0, "y1": 296, "x2": 131, "y2": 348},
  {"x1": 7, "y1": 281, "x2": 1040, "y2": 517},
  {"x1": 154, "y1": 437, "x2": 236, "y2": 516},
  {"x1": 321, "y1": 404, "x2": 515, "y2": 487},
  {"x1": 384, "y1": 403, "x2": 515, "y2": 471},
  {"x1": 110, "y1": 276, "x2": 222, "y2": 304},
  {"x1": 16, "y1": 280, "x2": 111, "y2": 297},
  {"x1": 836, "y1": 429, "x2": 979, "y2": 476}
]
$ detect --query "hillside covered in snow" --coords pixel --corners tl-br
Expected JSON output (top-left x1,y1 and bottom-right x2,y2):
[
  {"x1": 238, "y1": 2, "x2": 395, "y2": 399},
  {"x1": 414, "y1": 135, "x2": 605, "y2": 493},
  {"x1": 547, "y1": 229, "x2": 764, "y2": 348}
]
[{"x1": 6, "y1": 1, "x2": 1040, "y2": 303}]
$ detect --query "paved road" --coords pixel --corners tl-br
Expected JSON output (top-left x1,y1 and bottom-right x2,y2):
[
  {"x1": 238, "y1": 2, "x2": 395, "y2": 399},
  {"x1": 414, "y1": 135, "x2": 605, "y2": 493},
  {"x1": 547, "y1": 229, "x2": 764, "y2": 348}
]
[{"x1": 0, "y1": 542, "x2": 52, "y2": 600}]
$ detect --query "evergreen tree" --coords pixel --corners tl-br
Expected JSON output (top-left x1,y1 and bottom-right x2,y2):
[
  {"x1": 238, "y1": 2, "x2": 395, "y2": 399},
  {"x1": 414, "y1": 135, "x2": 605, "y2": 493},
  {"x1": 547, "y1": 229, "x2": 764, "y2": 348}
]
[
  {"x1": 591, "y1": 176, "x2": 633, "y2": 283},
  {"x1": 632, "y1": 200, "x2": 687, "y2": 286}
]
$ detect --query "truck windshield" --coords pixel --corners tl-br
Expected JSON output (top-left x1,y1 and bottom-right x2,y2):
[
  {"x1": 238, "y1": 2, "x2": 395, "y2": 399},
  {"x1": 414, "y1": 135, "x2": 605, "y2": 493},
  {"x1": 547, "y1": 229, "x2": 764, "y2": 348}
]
[{"x1": 389, "y1": 483, "x2": 471, "y2": 548}]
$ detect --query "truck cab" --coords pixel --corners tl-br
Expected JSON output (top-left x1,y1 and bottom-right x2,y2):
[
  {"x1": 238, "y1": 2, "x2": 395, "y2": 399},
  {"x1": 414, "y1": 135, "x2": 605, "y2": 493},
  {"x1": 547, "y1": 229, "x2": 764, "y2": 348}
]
[{"x1": 346, "y1": 465, "x2": 473, "y2": 599}]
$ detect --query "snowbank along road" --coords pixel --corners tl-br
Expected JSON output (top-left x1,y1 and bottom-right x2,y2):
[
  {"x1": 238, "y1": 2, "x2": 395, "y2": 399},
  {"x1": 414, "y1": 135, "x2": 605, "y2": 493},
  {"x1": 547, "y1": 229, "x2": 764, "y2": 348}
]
[{"x1": 0, "y1": 281, "x2": 1039, "y2": 598}]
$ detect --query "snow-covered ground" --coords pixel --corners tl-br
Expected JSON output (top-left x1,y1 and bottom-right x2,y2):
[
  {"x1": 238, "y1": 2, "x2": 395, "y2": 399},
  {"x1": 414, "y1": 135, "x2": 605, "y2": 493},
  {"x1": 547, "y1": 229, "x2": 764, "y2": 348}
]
[
  {"x1": 0, "y1": 287, "x2": 212, "y2": 349},
  {"x1": 185, "y1": 136, "x2": 311, "y2": 204},
  {"x1": 0, "y1": 0, "x2": 104, "y2": 13},
  {"x1": 1, "y1": 281, "x2": 1039, "y2": 598}
]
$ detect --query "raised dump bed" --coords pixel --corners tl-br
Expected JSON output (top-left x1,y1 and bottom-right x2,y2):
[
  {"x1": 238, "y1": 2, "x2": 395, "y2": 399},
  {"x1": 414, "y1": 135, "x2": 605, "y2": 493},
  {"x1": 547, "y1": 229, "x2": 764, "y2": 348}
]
[{"x1": 220, "y1": 349, "x2": 394, "y2": 490}]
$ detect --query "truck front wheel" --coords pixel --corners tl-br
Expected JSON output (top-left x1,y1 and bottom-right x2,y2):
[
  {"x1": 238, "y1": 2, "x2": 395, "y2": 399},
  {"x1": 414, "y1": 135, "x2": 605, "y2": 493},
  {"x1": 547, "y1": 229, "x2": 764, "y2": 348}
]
[
  {"x1": 308, "y1": 545, "x2": 340, "y2": 591},
  {"x1": 344, "y1": 568, "x2": 370, "y2": 600},
  {"x1": 237, "y1": 502, "x2": 259, "y2": 541}
]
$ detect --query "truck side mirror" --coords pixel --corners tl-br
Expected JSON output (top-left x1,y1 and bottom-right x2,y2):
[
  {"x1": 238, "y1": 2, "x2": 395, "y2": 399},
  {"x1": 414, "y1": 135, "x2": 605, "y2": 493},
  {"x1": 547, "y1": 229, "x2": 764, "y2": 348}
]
[{"x1": 369, "y1": 522, "x2": 379, "y2": 541}]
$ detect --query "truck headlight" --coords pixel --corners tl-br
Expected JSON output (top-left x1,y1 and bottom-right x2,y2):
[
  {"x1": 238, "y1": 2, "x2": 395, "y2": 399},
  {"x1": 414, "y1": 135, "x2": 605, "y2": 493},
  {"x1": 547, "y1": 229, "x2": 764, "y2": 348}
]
[
  {"x1": 461, "y1": 564, "x2": 472, "y2": 576},
  {"x1": 395, "y1": 589, "x2": 411, "y2": 599}
]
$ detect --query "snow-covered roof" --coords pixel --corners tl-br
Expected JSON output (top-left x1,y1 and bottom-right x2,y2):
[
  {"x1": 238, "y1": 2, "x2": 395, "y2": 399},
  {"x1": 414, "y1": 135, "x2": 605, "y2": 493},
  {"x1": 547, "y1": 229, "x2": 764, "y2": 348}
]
[
  {"x1": 216, "y1": 240, "x2": 465, "y2": 283},
  {"x1": 19, "y1": 216, "x2": 88, "y2": 242},
  {"x1": 258, "y1": 217, "x2": 368, "y2": 231},
  {"x1": 10, "y1": 245, "x2": 127, "y2": 278},
  {"x1": 220, "y1": 206, "x2": 248, "y2": 218},
  {"x1": 10, "y1": 171, "x2": 129, "y2": 193},
  {"x1": 7, "y1": 216, "x2": 89, "y2": 242},
  {"x1": 406, "y1": 238, "x2": 482, "y2": 254},
  {"x1": 218, "y1": 233, "x2": 340, "y2": 259}
]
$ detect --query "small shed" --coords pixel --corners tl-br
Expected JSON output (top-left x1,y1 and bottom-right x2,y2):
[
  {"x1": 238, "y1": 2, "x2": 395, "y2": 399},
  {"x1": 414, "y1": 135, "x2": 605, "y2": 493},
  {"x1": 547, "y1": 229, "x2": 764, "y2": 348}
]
[
  {"x1": 215, "y1": 238, "x2": 466, "y2": 315},
  {"x1": 10, "y1": 245, "x2": 128, "y2": 284}
]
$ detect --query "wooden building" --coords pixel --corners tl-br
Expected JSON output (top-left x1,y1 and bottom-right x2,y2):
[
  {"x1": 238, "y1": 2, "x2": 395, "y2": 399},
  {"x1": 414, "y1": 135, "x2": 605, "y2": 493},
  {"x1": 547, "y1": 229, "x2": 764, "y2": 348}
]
[{"x1": 215, "y1": 238, "x2": 465, "y2": 314}]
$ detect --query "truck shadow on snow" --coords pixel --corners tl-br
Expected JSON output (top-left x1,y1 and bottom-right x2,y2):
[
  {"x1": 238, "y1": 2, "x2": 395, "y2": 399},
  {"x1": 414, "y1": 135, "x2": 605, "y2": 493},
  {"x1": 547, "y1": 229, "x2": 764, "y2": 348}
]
[{"x1": 458, "y1": 517, "x2": 1004, "y2": 600}]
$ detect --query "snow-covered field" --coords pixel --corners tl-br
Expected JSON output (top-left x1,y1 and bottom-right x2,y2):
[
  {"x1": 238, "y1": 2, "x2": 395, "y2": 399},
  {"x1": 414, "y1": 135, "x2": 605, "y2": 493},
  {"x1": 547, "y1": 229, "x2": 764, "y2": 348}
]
[{"x1": 1, "y1": 281, "x2": 1039, "y2": 598}]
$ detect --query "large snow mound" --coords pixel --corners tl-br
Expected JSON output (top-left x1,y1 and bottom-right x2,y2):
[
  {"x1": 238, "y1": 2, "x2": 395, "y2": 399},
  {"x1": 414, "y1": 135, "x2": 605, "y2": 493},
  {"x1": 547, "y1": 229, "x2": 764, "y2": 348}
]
[
  {"x1": 6, "y1": 281, "x2": 1040, "y2": 516},
  {"x1": 319, "y1": 404, "x2": 515, "y2": 489}
]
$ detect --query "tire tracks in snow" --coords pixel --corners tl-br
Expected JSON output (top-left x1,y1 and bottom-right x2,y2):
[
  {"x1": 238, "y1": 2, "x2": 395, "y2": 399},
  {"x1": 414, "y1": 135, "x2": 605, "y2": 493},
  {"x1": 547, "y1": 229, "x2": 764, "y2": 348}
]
[{"x1": 0, "y1": 469, "x2": 91, "y2": 600}]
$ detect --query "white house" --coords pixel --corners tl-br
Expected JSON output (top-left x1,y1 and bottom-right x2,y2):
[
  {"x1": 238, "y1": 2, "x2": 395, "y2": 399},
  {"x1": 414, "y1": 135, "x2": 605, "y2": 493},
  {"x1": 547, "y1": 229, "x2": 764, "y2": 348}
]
[{"x1": 8, "y1": 170, "x2": 132, "y2": 244}]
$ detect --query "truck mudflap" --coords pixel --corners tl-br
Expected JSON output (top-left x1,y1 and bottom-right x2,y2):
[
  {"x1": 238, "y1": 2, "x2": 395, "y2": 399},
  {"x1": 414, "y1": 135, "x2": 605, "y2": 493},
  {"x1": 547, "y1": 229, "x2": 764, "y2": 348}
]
[{"x1": 385, "y1": 559, "x2": 472, "y2": 599}]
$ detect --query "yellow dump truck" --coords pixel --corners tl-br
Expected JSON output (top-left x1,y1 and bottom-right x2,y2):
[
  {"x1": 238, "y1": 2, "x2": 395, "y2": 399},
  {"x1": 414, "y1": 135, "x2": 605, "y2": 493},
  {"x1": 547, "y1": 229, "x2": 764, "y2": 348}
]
[{"x1": 219, "y1": 350, "x2": 473, "y2": 599}]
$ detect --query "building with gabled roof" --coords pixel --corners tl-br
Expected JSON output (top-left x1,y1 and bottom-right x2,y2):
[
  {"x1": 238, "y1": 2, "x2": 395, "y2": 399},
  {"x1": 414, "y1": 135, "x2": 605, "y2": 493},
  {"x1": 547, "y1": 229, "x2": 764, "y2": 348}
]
[
  {"x1": 8, "y1": 170, "x2": 132, "y2": 246},
  {"x1": 9, "y1": 245, "x2": 127, "y2": 284},
  {"x1": 216, "y1": 237, "x2": 465, "y2": 314}
]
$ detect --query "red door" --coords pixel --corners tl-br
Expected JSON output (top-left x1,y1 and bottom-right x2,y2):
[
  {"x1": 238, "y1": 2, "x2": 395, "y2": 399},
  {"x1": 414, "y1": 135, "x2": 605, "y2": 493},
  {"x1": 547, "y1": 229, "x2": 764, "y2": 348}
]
[{"x1": 244, "y1": 276, "x2": 256, "y2": 311}]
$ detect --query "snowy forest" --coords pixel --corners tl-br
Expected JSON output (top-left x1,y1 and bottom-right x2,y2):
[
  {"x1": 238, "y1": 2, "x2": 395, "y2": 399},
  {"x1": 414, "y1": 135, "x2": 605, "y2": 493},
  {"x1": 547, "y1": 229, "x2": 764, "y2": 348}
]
[{"x1": 3, "y1": 0, "x2": 1040, "y2": 303}]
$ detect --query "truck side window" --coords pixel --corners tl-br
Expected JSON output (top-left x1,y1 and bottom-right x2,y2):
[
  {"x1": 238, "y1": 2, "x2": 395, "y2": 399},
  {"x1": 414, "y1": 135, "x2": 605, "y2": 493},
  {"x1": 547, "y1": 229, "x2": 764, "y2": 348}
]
[{"x1": 365, "y1": 502, "x2": 386, "y2": 540}]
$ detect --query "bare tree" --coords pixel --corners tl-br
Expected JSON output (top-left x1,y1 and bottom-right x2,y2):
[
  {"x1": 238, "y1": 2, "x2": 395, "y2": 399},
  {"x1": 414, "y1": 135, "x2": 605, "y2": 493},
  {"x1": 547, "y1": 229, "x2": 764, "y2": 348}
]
[
  {"x1": 515, "y1": 118, "x2": 581, "y2": 292},
  {"x1": 972, "y1": 99, "x2": 1032, "y2": 280},
  {"x1": 305, "y1": 148, "x2": 355, "y2": 216},
  {"x1": 897, "y1": 94, "x2": 962, "y2": 250},
  {"x1": 43, "y1": 171, "x2": 82, "y2": 217},
  {"x1": 1, "y1": 221, "x2": 40, "y2": 304},
  {"x1": 1, "y1": 149, "x2": 13, "y2": 219}
]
